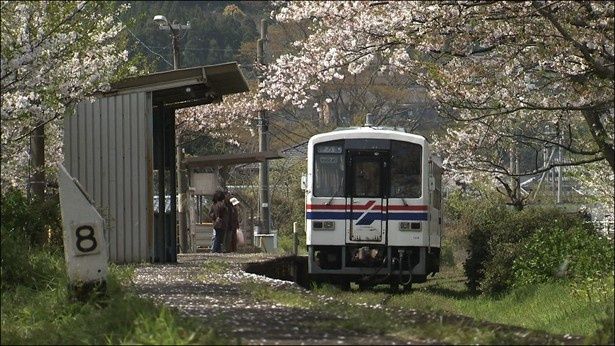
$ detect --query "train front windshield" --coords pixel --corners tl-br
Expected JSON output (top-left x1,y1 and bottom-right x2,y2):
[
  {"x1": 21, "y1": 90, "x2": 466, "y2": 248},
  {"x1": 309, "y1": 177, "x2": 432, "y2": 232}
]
[
  {"x1": 314, "y1": 140, "x2": 345, "y2": 197},
  {"x1": 313, "y1": 139, "x2": 422, "y2": 198}
]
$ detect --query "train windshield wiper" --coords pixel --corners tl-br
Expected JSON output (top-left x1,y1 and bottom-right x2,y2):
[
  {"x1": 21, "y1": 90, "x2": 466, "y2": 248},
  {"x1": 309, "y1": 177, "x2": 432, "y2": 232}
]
[{"x1": 325, "y1": 181, "x2": 344, "y2": 205}]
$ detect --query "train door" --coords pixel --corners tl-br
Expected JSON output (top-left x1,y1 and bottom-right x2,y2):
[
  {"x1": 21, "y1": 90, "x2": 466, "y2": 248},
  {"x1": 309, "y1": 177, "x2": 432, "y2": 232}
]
[
  {"x1": 429, "y1": 160, "x2": 443, "y2": 248},
  {"x1": 345, "y1": 150, "x2": 389, "y2": 243}
]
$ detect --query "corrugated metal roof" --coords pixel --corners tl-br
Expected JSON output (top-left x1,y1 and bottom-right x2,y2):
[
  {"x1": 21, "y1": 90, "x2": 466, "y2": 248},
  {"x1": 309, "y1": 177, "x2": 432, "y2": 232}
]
[
  {"x1": 102, "y1": 62, "x2": 249, "y2": 109},
  {"x1": 184, "y1": 151, "x2": 284, "y2": 168}
]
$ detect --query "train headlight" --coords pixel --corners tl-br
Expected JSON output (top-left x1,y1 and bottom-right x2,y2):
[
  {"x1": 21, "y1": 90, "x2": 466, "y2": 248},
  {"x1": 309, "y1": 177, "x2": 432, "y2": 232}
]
[
  {"x1": 400, "y1": 222, "x2": 421, "y2": 232},
  {"x1": 313, "y1": 221, "x2": 335, "y2": 230}
]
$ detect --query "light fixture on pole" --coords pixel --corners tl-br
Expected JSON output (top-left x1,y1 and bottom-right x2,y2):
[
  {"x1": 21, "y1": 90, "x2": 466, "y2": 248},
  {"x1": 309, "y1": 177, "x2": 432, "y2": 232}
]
[{"x1": 152, "y1": 15, "x2": 190, "y2": 70}]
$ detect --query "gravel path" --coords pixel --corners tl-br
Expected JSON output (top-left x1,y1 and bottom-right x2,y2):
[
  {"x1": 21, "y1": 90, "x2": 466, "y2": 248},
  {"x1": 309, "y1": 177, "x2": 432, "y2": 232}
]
[
  {"x1": 131, "y1": 252, "x2": 584, "y2": 345},
  {"x1": 132, "y1": 253, "x2": 418, "y2": 345}
]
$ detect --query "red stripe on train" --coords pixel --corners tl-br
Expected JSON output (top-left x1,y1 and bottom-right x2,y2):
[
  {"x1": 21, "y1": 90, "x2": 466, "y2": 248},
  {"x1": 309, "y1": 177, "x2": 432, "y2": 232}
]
[{"x1": 307, "y1": 204, "x2": 428, "y2": 211}]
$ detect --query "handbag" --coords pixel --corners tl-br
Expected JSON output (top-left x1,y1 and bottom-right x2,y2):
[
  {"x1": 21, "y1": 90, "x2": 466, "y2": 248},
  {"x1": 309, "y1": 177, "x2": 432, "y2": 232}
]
[{"x1": 236, "y1": 229, "x2": 245, "y2": 246}]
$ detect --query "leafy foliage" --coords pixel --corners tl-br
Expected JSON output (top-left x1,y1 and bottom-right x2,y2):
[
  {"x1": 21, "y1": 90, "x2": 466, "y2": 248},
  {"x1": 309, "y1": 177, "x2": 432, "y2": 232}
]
[
  {"x1": 463, "y1": 205, "x2": 591, "y2": 295},
  {"x1": 1, "y1": 188, "x2": 63, "y2": 291},
  {"x1": 0, "y1": 188, "x2": 62, "y2": 246},
  {"x1": 513, "y1": 226, "x2": 614, "y2": 286},
  {"x1": 586, "y1": 304, "x2": 615, "y2": 345},
  {"x1": 270, "y1": 158, "x2": 306, "y2": 238}
]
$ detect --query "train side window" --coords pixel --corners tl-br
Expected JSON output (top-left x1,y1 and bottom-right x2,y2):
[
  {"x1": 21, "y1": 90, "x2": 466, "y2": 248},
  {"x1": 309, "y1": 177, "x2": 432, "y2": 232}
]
[
  {"x1": 431, "y1": 162, "x2": 443, "y2": 209},
  {"x1": 313, "y1": 141, "x2": 345, "y2": 197},
  {"x1": 390, "y1": 141, "x2": 422, "y2": 198}
]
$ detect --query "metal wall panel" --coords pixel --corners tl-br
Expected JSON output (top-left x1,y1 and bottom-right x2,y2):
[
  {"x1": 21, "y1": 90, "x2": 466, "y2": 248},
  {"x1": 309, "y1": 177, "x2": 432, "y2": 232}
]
[{"x1": 64, "y1": 92, "x2": 153, "y2": 263}]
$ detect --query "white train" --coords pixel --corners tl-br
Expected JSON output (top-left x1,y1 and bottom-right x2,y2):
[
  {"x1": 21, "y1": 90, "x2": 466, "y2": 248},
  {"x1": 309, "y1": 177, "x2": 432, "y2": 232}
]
[{"x1": 303, "y1": 118, "x2": 443, "y2": 291}]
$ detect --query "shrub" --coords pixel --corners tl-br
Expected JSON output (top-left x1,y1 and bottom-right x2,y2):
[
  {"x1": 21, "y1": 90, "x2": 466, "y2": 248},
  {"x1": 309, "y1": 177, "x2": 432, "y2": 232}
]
[
  {"x1": 1, "y1": 188, "x2": 62, "y2": 246},
  {"x1": 513, "y1": 226, "x2": 614, "y2": 286},
  {"x1": 463, "y1": 205, "x2": 590, "y2": 295},
  {"x1": 586, "y1": 304, "x2": 615, "y2": 345},
  {"x1": 1, "y1": 189, "x2": 65, "y2": 290},
  {"x1": 440, "y1": 238, "x2": 455, "y2": 267}
]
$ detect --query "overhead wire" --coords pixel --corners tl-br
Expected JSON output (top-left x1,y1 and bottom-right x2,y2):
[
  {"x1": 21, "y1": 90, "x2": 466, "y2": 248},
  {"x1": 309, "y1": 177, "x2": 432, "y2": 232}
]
[
  {"x1": 269, "y1": 126, "x2": 311, "y2": 157},
  {"x1": 269, "y1": 122, "x2": 310, "y2": 149},
  {"x1": 269, "y1": 130, "x2": 297, "y2": 151},
  {"x1": 269, "y1": 120, "x2": 313, "y2": 141},
  {"x1": 125, "y1": 27, "x2": 173, "y2": 67}
]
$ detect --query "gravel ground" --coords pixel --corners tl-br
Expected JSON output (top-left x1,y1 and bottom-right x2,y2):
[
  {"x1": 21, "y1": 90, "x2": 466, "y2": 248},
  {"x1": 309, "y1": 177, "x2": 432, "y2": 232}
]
[
  {"x1": 131, "y1": 252, "x2": 584, "y2": 345},
  {"x1": 132, "y1": 253, "x2": 419, "y2": 345}
]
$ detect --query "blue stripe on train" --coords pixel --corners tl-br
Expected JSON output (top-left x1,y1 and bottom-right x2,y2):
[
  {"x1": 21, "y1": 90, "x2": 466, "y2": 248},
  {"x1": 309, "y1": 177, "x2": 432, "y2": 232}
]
[
  {"x1": 306, "y1": 212, "x2": 362, "y2": 220},
  {"x1": 306, "y1": 212, "x2": 428, "y2": 225}
]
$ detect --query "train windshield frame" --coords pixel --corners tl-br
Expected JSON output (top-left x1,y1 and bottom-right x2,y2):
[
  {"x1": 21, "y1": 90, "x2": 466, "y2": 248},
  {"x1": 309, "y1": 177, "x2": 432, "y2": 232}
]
[
  {"x1": 313, "y1": 140, "x2": 345, "y2": 197},
  {"x1": 312, "y1": 139, "x2": 422, "y2": 198}
]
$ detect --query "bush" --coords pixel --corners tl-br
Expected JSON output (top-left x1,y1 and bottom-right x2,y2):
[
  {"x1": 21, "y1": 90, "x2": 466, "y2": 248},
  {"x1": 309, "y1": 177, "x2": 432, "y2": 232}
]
[
  {"x1": 463, "y1": 205, "x2": 590, "y2": 295},
  {"x1": 586, "y1": 304, "x2": 615, "y2": 345},
  {"x1": 1, "y1": 189, "x2": 65, "y2": 290},
  {"x1": 513, "y1": 226, "x2": 614, "y2": 286},
  {"x1": 0, "y1": 225, "x2": 66, "y2": 291},
  {"x1": 1, "y1": 188, "x2": 62, "y2": 246},
  {"x1": 440, "y1": 238, "x2": 455, "y2": 267}
]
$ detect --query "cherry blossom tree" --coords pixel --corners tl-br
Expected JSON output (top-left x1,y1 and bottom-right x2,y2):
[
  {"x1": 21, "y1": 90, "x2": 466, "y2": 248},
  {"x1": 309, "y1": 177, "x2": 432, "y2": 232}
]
[
  {"x1": 1, "y1": 1, "x2": 132, "y2": 195},
  {"x1": 176, "y1": 1, "x2": 613, "y2": 209},
  {"x1": 263, "y1": 1, "x2": 613, "y2": 207}
]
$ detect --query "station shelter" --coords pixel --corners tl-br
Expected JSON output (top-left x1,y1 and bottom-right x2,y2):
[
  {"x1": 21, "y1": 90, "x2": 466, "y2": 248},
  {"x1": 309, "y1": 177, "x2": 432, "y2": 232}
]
[{"x1": 63, "y1": 63, "x2": 249, "y2": 263}]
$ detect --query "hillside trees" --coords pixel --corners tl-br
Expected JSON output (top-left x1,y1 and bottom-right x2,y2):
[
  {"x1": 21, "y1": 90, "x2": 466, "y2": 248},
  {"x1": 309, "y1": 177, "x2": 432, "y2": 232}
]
[
  {"x1": 1, "y1": 1, "x2": 134, "y2": 195},
  {"x1": 123, "y1": 1, "x2": 262, "y2": 71}
]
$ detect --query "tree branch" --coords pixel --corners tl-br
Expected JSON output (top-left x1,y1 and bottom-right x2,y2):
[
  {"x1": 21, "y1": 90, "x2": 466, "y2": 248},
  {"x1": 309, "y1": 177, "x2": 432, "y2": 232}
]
[{"x1": 532, "y1": 1, "x2": 615, "y2": 81}]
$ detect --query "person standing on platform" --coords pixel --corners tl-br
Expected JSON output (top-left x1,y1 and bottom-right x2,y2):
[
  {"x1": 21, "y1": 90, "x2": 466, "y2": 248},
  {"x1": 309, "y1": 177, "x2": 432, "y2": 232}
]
[{"x1": 208, "y1": 190, "x2": 227, "y2": 253}]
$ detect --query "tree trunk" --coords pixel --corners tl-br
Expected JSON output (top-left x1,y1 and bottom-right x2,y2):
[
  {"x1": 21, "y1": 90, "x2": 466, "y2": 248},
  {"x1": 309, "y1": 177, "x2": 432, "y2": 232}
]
[
  {"x1": 30, "y1": 123, "x2": 45, "y2": 199},
  {"x1": 30, "y1": 122, "x2": 47, "y2": 245},
  {"x1": 582, "y1": 107, "x2": 615, "y2": 173}
]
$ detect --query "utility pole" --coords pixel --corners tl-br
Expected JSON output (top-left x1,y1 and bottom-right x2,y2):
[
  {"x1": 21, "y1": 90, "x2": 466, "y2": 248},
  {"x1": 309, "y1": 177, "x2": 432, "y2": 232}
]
[
  {"x1": 257, "y1": 19, "x2": 271, "y2": 234},
  {"x1": 154, "y1": 15, "x2": 191, "y2": 252}
]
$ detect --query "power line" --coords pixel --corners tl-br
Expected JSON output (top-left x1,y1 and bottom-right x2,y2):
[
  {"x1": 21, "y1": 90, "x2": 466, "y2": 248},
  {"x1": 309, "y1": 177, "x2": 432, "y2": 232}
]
[
  {"x1": 269, "y1": 130, "x2": 298, "y2": 153},
  {"x1": 125, "y1": 27, "x2": 173, "y2": 67},
  {"x1": 269, "y1": 122, "x2": 309, "y2": 144},
  {"x1": 269, "y1": 121, "x2": 312, "y2": 141},
  {"x1": 269, "y1": 124, "x2": 310, "y2": 157}
]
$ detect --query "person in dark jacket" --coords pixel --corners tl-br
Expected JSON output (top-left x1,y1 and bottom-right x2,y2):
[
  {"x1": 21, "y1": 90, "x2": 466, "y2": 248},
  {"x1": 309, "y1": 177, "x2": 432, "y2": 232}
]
[{"x1": 209, "y1": 190, "x2": 227, "y2": 253}]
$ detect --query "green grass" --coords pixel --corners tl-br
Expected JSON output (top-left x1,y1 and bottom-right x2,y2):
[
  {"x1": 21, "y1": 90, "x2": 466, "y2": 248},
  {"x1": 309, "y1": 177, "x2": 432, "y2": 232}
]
[
  {"x1": 241, "y1": 281, "x2": 315, "y2": 309},
  {"x1": 202, "y1": 259, "x2": 233, "y2": 274},
  {"x1": 5, "y1": 242, "x2": 609, "y2": 344},
  {"x1": 239, "y1": 279, "x2": 566, "y2": 344},
  {"x1": 385, "y1": 269, "x2": 614, "y2": 337},
  {"x1": 308, "y1": 267, "x2": 613, "y2": 338},
  {"x1": 239, "y1": 265, "x2": 613, "y2": 343},
  {"x1": 1, "y1": 250, "x2": 226, "y2": 345}
]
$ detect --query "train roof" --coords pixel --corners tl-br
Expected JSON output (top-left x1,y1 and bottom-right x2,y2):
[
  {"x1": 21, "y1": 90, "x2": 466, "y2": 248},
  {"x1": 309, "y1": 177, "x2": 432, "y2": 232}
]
[{"x1": 308, "y1": 126, "x2": 428, "y2": 146}]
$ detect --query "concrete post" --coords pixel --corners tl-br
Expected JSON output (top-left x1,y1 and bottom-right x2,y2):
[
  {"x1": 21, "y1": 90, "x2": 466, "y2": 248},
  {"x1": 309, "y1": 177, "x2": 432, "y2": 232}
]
[{"x1": 57, "y1": 164, "x2": 108, "y2": 301}]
